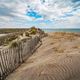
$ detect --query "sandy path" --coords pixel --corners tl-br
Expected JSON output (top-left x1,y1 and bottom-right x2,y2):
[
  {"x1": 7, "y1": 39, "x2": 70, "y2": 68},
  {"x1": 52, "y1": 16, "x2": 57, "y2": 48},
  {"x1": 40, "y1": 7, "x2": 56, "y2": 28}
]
[{"x1": 6, "y1": 32, "x2": 80, "y2": 80}]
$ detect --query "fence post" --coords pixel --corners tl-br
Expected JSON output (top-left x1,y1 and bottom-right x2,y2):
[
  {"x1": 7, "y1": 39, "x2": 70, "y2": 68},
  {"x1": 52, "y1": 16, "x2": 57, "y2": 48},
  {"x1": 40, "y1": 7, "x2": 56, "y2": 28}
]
[
  {"x1": 20, "y1": 43, "x2": 23, "y2": 63},
  {"x1": 0, "y1": 51, "x2": 4, "y2": 80},
  {"x1": 0, "y1": 50, "x2": 6, "y2": 80},
  {"x1": 17, "y1": 43, "x2": 23, "y2": 64},
  {"x1": 0, "y1": 36, "x2": 41, "y2": 80}
]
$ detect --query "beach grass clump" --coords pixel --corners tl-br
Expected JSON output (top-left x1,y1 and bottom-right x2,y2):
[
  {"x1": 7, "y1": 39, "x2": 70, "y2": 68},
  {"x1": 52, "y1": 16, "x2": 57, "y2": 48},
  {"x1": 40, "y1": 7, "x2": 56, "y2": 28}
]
[
  {"x1": 25, "y1": 32, "x2": 30, "y2": 37},
  {"x1": 0, "y1": 27, "x2": 45, "y2": 47},
  {"x1": 72, "y1": 45, "x2": 80, "y2": 49},
  {"x1": 64, "y1": 33, "x2": 77, "y2": 41},
  {"x1": 20, "y1": 37, "x2": 31, "y2": 43},
  {"x1": 7, "y1": 35, "x2": 18, "y2": 41},
  {"x1": 10, "y1": 41, "x2": 19, "y2": 48},
  {"x1": 9, "y1": 39, "x2": 21, "y2": 48},
  {"x1": 1, "y1": 34, "x2": 18, "y2": 46},
  {"x1": 53, "y1": 32, "x2": 66, "y2": 39},
  {"x1": 53, "y1": 32, "x2": 77, "y2": 41},
  {"x1": 30, "y1": 29, "x2": 36, "y2": 34},
  {"x1": 19, "y1": 32, "x2": 23, "y2": 36},
  {"x1": 9, "y1": 36, "x2": 30, "y2": 48},
  {"x1": 53, "y1": 47, "x2": 65, "y2": 53},
  {"x1": 29, "y1": 27, "x2": 37, "y2": 35},
  {"x1": 56, "y1": 49, "x2": 64, "y2": 53}
]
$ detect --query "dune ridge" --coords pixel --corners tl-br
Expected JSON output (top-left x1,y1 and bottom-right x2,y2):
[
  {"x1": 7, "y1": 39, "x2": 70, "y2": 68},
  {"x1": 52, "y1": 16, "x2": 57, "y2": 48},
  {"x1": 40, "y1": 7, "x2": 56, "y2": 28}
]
[{"x1": 6, "y1": 32, "x2": 80, "y2": 80}]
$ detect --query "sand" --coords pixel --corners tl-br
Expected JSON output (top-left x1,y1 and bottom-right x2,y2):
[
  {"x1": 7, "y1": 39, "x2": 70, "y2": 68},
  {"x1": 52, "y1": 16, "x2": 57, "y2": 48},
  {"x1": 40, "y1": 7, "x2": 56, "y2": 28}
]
[{"x1": 6, "y1": 32, "x2": 80, "y2": 80}]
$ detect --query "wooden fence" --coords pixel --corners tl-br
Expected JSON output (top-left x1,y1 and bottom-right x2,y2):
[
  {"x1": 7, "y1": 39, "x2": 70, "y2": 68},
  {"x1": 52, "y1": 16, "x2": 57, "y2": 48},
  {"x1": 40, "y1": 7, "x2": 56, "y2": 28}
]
[{"x1": 0, "y1": 36, "x2": 41, "y2": 80}]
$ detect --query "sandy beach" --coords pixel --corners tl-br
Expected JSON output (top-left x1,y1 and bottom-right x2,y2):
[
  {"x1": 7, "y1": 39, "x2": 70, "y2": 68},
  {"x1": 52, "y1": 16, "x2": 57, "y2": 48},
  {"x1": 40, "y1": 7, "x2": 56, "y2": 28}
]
[{"x1": 6, "y1": 32, "x2": 80, "y2": 80}]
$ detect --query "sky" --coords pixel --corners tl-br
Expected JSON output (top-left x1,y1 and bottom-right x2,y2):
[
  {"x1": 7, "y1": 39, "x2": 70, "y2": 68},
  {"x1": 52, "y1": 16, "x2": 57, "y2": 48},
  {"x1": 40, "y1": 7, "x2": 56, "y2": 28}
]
[{"x1": 0, "y1": 0, "x2": 80, "y2": 28}]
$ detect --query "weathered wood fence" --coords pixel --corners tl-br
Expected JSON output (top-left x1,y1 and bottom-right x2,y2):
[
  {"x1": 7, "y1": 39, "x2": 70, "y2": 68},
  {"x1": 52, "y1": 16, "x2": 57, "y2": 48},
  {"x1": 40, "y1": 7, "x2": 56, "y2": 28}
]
[{"x1": 0, "y1": 36, "x2": 41, "y2": 80}]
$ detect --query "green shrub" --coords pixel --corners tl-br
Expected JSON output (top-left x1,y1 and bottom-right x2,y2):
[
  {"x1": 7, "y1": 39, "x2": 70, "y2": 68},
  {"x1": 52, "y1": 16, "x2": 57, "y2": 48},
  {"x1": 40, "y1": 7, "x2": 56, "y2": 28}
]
[{"x1": 30, "y1": 29, "x2": 37, "y2": 34}]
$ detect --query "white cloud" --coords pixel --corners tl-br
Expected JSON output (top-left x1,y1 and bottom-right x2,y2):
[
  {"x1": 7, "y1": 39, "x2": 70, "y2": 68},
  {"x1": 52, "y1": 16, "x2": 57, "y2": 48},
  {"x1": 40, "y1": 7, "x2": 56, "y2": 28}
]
[
  {"x1": 0, "y1": 0, "x2": 80, "y2": 28},
  {"x1": 67, "y1": 16, "x2": 80, "y2": 24},
  {"x1": 0, "y1": 16, "x2": 12, "y2": 22},
  {"x1": 0, "y1": 0, "x2": 34, "y2": 21},
  {"x1": 26, "y1": 0, "x2": 73, "y2": 20}
]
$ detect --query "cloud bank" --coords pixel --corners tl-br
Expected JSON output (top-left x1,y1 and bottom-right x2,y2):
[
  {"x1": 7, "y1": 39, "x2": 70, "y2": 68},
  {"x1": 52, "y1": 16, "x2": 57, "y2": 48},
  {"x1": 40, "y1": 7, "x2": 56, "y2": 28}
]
[{"x1": 0, "y1": 0, "x2": 80, "y2": 28}]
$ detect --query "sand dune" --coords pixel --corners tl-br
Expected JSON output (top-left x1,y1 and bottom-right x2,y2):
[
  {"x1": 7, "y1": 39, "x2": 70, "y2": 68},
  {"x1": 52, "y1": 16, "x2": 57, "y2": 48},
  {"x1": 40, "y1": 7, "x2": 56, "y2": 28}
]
[{"x1": 6, "y1": 32, "x2": 80, "y2": 80}]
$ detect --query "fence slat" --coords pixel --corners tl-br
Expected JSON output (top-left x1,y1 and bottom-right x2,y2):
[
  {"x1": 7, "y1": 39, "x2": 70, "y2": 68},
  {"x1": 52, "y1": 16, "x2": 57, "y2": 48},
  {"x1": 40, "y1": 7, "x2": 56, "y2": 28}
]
[{"x1": 0, "y1": 36, "x2": 41, "y2": 80}]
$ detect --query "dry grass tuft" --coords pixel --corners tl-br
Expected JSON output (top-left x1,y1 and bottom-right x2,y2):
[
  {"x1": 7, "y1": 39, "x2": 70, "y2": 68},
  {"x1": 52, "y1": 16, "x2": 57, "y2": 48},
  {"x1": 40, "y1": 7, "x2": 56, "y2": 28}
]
[
  {"x1": 72, "y1": 45, "x2": 80, "y2": 49},
  {"x1": 52, "y1": 32, "x2": 78, "y2": 41},
  {"x1": 52, "y1": 47, "x2": 65, "y2": 53}
]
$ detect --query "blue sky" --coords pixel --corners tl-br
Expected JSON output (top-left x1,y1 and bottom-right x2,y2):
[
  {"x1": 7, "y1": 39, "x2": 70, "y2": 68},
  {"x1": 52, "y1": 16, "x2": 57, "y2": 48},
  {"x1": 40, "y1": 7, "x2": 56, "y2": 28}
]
[{"x1": 0, "y1": 0, "x2": 80, "y2": 28}]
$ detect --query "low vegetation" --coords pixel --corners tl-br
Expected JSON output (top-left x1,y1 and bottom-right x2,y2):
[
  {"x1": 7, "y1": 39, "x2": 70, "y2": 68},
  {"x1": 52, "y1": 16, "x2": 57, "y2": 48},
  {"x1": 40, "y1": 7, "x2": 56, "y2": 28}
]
[
  {"x1": 50, "y1": 32, "x2": 80, "y2": 54},
  {"x1": 0, "y1": 27, "x2": 45, "y2": 48},
  {"x1": 29, "y1": 27, "x2": 37, "y2": 34},
  {"x1": 0, "y1": 28, "x2": 28, "y2": 34},
  {"x1": 53, "y1": 32, "x2": 79, "y2": 41}
]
